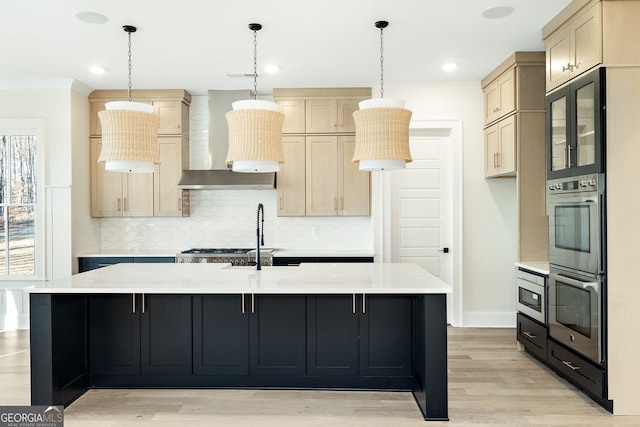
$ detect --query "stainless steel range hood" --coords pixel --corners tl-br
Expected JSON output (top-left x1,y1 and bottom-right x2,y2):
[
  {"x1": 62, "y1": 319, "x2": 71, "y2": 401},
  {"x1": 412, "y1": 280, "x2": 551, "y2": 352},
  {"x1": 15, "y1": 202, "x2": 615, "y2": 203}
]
[{"x1": 177, "y1": 89, "x2": 276, "y2": 190}]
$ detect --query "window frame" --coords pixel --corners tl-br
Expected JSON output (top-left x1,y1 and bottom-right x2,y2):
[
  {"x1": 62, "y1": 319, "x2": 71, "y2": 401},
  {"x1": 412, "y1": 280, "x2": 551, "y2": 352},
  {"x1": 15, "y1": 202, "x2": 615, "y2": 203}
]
[{"x1": 0, "y1": 119, "x2": 45, "y2": 280}]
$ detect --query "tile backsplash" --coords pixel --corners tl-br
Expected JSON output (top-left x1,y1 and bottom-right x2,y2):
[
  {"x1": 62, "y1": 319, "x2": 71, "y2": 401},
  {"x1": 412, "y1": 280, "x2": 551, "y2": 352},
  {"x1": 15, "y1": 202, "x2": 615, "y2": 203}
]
[{"x1": 100, "y1": 95, "x2": 373, "y2": 252}]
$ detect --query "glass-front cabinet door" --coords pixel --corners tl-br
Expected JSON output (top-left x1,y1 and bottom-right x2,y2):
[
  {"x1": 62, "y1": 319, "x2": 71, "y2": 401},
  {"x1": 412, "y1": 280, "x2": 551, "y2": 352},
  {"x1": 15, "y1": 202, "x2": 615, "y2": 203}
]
[
  {"x1": 575, "y1": 81, "x2": 596, "y2": 168},
  {"x1": 549, "y1": 95, "x2": 568, "y2": 174},
  {"x1": 546, "y1": 67, "x2": 605, "y2": 179}
]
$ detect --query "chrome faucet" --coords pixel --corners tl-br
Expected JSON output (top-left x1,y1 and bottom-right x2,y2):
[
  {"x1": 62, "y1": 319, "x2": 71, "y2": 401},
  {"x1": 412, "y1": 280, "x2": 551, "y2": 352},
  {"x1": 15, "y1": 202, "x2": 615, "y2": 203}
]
[{"x1": 255, "y1": 203, "x2": 265, "y2": 270}]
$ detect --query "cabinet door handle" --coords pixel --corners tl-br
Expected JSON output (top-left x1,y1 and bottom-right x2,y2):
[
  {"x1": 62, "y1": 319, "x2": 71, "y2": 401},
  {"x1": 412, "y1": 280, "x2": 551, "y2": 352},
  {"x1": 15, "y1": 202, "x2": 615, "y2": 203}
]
[
  {"x1": 362, "y1": 294, "x2": 366, "y2": 314},
  {"x1": 523, "y1": 331, "x2": 536, "y2": 339},
  {"x1": 241, "y1": 293, "x2": 245, "y2": 314},
  {"x1": 251, "y1": 293, "x2": 255, "y2": 314},
  {"x1": 352, "y1": 293, "x2": 356, "y2": 314},
  {"x1": 334, "y1": 197, "x2": 338, "y2": 210},
  {"x1": 141, "y1": 293, "x2": 145, "y2": 314},
  {"x1": 566, "y1": 145, "x2": 574, "y2": 168},
  {"x1": 132, "y1": 293, "x2": 136, "y2": 314},
  {"x1": 118, "y1": 198, "x2": 122, "y2": 211},
  {"x1": 562, "y1": 360, "x2": 581, "y2": 371},
  {"x1": 178, "y1": 198, "x2": 182, "y2": 211},
  {"x1": 496, "y1": 152, "x2": 501, "y2": 168},
  {"x1": 280, "y1": 196, "x2": 283, "y2": 211},
  {"x1": 124, "y1": 198, "x2": 129, "y2": 211},
  {"x1": 340, "y1": 197, "x2": 344, "y2": 210},
  {"x1": 562, "y1": 63, "x2": 575, "y2": 72}
]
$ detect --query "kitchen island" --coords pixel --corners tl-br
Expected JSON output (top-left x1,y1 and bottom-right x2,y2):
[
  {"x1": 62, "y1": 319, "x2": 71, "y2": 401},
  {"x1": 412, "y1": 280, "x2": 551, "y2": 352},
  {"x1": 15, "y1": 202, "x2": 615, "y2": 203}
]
[{"x1": 28, "y1": 262, "x2": 451, "y2": 421}]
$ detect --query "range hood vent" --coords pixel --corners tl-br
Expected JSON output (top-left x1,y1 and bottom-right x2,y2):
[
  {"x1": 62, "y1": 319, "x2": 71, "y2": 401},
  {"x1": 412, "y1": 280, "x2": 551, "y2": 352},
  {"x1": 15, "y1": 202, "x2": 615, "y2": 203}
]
[
  {"x1": 178, "y1": 169, "x2": 275, "y2": 189},
  {"x1": 177, "y1": 89, "x2": 277, "y2": 190}
]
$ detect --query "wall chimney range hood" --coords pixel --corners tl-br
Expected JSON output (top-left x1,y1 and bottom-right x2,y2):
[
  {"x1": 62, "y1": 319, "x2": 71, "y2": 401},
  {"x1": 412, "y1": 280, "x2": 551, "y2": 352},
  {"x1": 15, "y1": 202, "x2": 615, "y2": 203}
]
[{"x1": 177, "y1": 90, "x2": 277, "y2": 190}]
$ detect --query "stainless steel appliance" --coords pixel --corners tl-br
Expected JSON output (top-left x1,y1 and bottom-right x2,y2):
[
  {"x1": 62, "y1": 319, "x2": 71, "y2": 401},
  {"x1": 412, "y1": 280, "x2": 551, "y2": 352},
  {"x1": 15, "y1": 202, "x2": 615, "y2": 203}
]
[
  {"x1": 549, "y1": 266, "x2": 602, "y2": 363},
  {"x1": 547, "y1": 172, "x2": 605, "y2": 364},
  {"x1": 516, "y1": 269, "x2": 546, "y2": 324},
  {"x1": 176, "y1": 248, "x2": 274, "y2": 267},
  {"x1": 547, "y1": 173, "x2": 604, "y2": 275}
]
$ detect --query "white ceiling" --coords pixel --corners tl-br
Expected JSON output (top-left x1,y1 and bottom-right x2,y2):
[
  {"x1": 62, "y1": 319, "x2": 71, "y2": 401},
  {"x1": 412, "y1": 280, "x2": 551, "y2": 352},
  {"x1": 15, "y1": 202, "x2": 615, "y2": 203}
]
[{"x1": 1, "y1": 0, "x2": 571, "y2": 96}]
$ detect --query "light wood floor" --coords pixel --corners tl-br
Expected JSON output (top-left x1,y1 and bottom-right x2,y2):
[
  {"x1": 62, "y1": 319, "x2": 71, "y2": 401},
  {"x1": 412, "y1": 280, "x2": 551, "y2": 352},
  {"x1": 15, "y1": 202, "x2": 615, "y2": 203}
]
[{"x1": 2, "y1": 327, "x2": 639, "y2": 426}]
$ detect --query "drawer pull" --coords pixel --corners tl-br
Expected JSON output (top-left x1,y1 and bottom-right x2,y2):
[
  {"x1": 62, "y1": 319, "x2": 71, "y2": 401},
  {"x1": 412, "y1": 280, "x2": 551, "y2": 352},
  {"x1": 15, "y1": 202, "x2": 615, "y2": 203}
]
[
  {"x1": 562, "y1": 360, "x2": 581, "y2": 371},
  {"x1": 523, "y1": 331, "x2": 537, "y2": 339}
]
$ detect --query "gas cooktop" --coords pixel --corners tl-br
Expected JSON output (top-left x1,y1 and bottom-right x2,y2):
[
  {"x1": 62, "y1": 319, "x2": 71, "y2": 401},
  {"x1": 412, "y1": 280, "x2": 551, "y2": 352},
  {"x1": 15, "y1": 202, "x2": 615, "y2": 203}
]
[{"x1": 180, "y1": 248, "x2": 253, "y2": 255}]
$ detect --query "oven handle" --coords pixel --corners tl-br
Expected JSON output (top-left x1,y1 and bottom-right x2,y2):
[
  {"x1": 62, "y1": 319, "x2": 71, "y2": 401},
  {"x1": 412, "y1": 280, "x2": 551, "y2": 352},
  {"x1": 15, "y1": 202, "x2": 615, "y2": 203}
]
[{"x1": 550, "y1": 272, "x2": 599, "y2": 292}]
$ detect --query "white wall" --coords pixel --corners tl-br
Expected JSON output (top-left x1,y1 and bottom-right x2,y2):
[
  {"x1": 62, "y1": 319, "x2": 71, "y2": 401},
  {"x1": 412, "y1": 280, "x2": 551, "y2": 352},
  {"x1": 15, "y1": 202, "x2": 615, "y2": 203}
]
[{"x1": 384, "y1": 81, "x2": 518, "y2": 327}]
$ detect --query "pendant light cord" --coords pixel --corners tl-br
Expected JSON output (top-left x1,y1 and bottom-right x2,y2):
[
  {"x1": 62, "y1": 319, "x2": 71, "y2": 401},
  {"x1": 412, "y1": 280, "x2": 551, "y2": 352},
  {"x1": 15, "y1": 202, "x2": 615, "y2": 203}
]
[
  {"x1": 379, "y1": 25, "x2": 384, "y2": 99},
  {"x1": 127, "y1": 30, "x2": 133, "y2": 102},
  {"x1": 253, "y1": 27, "x2": 258, "y2": 100},
  {"x1": 122, "y1": 26, "x2": 138, "y2": 102}
]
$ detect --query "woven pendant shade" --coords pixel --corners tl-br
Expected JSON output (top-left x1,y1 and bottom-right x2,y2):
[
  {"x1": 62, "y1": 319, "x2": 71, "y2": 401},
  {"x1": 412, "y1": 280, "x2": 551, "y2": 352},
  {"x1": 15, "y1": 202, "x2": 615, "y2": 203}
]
[
  {"x1": 352, "y1": 103, "x2": 413, "y2": 171},
  {"x1": 98, "y1": 102, "x2": 160, "y2": 173},
  {"x1": 225, "y1": 101, "x2": 285, "y2": 173}
]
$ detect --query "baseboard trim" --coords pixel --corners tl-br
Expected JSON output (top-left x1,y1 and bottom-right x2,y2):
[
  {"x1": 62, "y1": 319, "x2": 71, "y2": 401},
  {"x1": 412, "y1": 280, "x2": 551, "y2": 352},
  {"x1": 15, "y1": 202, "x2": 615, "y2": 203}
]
[{"x1": 462, "y1": 311, "x2": 516, "y2": 328}]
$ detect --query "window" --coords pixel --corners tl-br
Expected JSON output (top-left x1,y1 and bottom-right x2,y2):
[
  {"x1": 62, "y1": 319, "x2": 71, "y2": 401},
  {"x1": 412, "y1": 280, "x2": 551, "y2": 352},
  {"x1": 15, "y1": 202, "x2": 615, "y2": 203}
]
[{"x1": 0, "y1": 121, "x2": 43, "y2": 279}]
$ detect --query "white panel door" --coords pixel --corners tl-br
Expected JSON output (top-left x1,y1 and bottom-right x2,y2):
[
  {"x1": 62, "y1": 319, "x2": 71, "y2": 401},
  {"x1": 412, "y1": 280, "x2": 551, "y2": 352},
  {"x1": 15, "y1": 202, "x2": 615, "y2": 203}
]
[{"x1": 391, "y1": 128, "x2": 453, "y2": 290}]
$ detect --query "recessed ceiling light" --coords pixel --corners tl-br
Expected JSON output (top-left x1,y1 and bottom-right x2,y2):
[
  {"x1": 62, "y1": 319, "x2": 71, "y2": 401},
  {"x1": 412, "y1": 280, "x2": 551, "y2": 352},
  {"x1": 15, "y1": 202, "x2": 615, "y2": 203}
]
[
  {"x1": 481, "y1": 6, "x2": 515, "y2": 19},
  {"x1": 264, "y1": 64, "x2": 280, "y2": 74},
  {"x1": 75, "y1": 11, "x2": 109, "y2": 24},
  {"x1": 442, "y1": 63, "x2": 457, "y2": 72},
  {"x1": 90, "y1": 66, "x2": 106, "y2": 75}
]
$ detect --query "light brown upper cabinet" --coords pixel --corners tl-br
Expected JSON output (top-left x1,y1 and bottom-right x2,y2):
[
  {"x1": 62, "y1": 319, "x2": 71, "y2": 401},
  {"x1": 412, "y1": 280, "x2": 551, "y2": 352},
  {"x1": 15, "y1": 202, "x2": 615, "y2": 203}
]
[
  {"x1": 273, "y1": 87, "x2": 372, "y2": 217},
  {"x1": 154, "y1": 137, "x2": 190, "y2": 217},
  {"x1": 484, "y1": 115, "x2": 516, "y2": 177},
  {"x1": 305, "y1": 99, "x2": 361, "y2": 133},
  {"x1": 88, "y1": 89, "x2": 191, "y2": 218},
  {"x1": 542, "y1": 0, "x2": 640, "y2": 93},
  {"x1": 277, "y1": 136, "x2": 306, "y2": 216},
  {"x1": 279, "y1": 100, "x2": 306, "y2": 134},
  {"x1": 305, "y1": 135, "x2": 369, "y2": 216},
  {"x1": 484, "y1": 68, "x2": 515, "y2": 125},
  {"x1": 90, "y1": 138, "x2": 154, "y2": 217},
  {"x1": 544, "y1": 2, "x2": 602, "y2": 92}
]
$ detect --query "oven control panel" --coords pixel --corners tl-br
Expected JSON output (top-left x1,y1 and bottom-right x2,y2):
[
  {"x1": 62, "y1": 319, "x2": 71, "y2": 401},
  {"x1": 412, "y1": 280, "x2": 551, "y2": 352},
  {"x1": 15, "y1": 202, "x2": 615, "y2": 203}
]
[{"x1": 547, "y1": 173, "x2": 601, "y2": 194}]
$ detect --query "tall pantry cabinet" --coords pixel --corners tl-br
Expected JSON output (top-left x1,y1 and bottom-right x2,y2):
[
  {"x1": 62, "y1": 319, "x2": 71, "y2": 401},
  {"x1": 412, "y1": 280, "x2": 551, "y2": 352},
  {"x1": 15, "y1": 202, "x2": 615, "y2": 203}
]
[
  {"x1": 543, "y1": 0, "x2": 640, "y2": 416},
  {"x1": 88, "y1": 90, "x2": 190, "y2": 218},
  {"x1": 273, "y1": 88, "x2": 371, "y2": 217},
  {"x1": 481, "y1": 52, "x2": 548, "y2": 262}
]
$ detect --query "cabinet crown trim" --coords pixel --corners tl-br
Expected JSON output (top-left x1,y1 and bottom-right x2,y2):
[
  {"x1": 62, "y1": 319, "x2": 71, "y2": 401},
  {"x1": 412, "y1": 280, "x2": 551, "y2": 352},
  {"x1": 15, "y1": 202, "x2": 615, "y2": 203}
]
[
  {"x1": 273, "y1": 87, "x2": 371, "y2": 100},
  {"x1": 89, "y1": 89, "x2": 191, "y2": 105},
  {"x1": 542, "y1": 0, "x2": 595, "y2": 39},
  {"x1": 481, "y1": 51, "x2": 545, "y2": 88}
]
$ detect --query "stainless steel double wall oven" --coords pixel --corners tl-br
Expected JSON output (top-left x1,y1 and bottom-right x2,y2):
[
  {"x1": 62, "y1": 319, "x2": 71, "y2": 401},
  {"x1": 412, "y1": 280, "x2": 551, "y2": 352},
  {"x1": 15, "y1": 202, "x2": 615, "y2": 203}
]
[{"x1": 546, "y1": 67, "x2": 606, "y2": 364}]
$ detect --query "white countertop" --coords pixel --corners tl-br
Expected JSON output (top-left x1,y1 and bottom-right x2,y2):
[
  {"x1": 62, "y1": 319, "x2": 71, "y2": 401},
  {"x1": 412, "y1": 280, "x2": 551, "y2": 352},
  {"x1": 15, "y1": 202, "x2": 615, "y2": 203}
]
[
  {"x1": 515, "y1": 262, "x2": 550, "y2": 275},
  {"x1": 27, "y1": 262, "x2": 451, "y2": 295}
]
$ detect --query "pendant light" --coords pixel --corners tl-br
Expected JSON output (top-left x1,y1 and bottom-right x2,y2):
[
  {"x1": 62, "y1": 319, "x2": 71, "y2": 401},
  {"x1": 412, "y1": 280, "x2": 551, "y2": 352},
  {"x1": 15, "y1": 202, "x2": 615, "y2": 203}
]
[
  {"x1": 352, "y1": 20, "x2": 412, "y2": 171},
  {"x1": 225, "y1": 23, "x2": 285, "y2": 173},
  {"x1": 98, "y1": 25, "x2": 159, "y2": 173}
]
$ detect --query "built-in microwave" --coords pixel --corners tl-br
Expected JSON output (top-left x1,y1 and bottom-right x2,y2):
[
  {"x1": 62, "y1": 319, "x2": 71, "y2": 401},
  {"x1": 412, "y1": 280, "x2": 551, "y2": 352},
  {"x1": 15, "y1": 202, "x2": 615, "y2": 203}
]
[
  {"x1": 546, "y1": 67, "x2": 605, "y2": 180},
  {"x1": 547, "y1": 173, "x2": 605, "y2": 276},
  {"x1": 516, "y1": 269, "x2": 546, "y2": 324}
]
